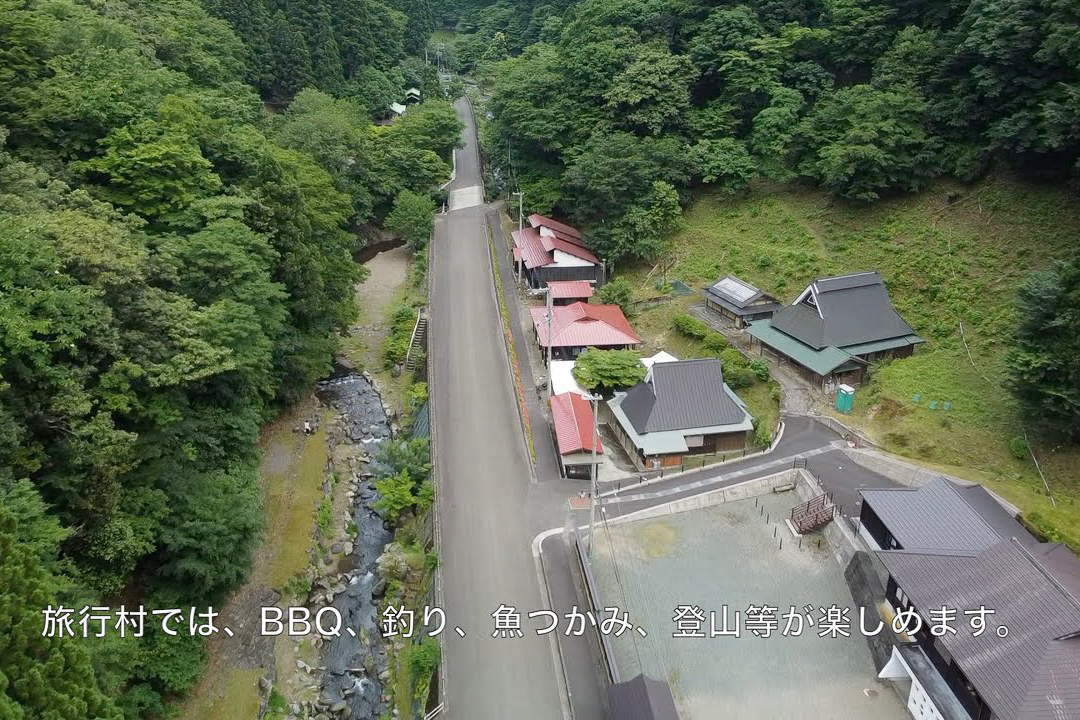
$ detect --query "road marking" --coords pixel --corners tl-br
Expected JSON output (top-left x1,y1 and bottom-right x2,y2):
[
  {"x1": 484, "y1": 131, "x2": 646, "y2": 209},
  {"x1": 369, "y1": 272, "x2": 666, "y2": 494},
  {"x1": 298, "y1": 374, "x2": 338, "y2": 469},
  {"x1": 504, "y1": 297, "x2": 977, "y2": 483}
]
[{"x1": 531, "y1": 527, "x2": 575, "y2": 720}]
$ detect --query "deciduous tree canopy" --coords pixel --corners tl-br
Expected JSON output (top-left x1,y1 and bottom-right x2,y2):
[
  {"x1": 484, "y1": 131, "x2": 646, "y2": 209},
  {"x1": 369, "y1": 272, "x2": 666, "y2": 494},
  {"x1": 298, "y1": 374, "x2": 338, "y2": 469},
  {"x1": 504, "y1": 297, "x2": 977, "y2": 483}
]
[{"x1": 0, "y1": 0, "x2": 456, "y2": 714}]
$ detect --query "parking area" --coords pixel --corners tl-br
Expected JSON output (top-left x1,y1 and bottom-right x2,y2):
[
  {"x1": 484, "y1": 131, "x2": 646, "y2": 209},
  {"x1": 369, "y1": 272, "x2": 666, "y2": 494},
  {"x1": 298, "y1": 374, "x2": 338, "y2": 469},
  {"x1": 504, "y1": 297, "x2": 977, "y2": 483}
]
[{"x1": 589, "y1": 491, "x2": 908, "y2": 720}]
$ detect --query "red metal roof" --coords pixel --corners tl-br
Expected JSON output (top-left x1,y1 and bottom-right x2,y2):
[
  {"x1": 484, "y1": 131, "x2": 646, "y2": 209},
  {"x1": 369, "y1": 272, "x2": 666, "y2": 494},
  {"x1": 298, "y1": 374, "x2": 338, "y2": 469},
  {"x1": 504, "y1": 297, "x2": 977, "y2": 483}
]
[
  {"x1": 550, "y1": 392, "x2": 603, "y2": 455},
  {"x1": 547, "y1": 281, "x2": 594, "y2": 300},
  {"x1": 547, "y1": 236, "x2": 599, "y2": 264},
  {"x1": 528, "y1": 213, "x2": 583, "y2": 241},
  {"x1": 530, "y1": 302, "x2": 640, "y2": 348},
  {"x1": 537, "y1": 235, "x2": 600, "y2": 266},
  {"x1": 512, "y1": 227, "x2": 553, "y2": 269}
]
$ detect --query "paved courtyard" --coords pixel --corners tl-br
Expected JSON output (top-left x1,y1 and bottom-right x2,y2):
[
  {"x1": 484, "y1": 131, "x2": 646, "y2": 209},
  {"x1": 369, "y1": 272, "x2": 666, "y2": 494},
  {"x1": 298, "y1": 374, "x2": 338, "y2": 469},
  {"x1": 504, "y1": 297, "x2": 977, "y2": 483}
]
[{"x1": 590, "y1": 492, "x2": 908, "y2": 720}]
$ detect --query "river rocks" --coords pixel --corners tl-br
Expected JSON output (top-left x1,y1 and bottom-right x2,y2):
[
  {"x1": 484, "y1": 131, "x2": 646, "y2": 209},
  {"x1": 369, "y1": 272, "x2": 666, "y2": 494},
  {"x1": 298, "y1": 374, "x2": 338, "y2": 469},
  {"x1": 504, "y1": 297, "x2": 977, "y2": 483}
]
[{"x1": 313, "y1": 373, "x2": 394, "y2": 720}]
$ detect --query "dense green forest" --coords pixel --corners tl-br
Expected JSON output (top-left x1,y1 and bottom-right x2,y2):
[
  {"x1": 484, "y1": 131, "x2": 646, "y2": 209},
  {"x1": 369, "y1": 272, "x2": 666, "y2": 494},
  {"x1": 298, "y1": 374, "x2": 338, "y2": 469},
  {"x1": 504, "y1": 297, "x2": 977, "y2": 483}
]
[
  {"x1": 451, "y1": 0, "x2": 1080, "y2": 264},
  {"x1": 0, "y1": 0, "x2": 458, "y2": 716}
]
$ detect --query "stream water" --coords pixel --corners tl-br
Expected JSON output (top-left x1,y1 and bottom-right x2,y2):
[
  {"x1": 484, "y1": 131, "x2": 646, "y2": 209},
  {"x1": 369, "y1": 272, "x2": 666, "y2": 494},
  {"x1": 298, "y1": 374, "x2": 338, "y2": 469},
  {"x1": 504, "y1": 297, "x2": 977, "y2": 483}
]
[{"x1": 313, "y1": 374, "x2": 395, "y2": 719}]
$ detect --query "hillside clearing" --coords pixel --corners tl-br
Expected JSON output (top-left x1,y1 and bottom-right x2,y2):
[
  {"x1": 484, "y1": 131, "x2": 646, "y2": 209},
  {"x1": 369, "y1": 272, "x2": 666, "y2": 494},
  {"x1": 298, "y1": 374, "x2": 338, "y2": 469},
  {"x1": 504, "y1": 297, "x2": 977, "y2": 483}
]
[{"x1": 619, "y1": 175, "x2": 1080, "y2": 549}]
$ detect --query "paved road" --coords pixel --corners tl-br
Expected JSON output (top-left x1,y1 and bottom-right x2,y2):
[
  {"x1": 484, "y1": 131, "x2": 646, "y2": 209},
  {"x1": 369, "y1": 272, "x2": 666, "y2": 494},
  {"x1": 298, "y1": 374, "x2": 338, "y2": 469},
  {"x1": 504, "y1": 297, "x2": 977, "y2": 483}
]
[{"x1": 431, "y1": 98, "x2": 564, "y2": 720}]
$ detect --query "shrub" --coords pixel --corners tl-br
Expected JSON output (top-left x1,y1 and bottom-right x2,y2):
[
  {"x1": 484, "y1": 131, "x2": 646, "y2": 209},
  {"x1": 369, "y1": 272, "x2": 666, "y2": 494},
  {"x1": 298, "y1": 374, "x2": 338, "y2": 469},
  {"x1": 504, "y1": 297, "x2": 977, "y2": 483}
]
[
  {"x1": 415, "y1": 480, "x2": 435, "y2": 510},
  {"x1": 702, "y1": 332, "x2": 728, "y2": 354},
  {"x1": 407, "y1": 637, "x2": 441, "y2": 679},
  {"x1": 595, "y1": 277, "x2": 634, "y2": 315},
  {"x1": 374, "y1": 469, "x2": 416, "y2": 522},
  {"x1": 376, "y1": 543, "x2": 410, "y2": 581},
  {"x1": 283, "y1": 572, "x2": 312, "y2": 600},
  {"x1": 753, "y1": 421, "x2": 773, "y2": 447},
  {"x1": 749, "y1": 359, "x2": 770, "y2": 381},
  {"x1": 719, "y1": 348, "x2": 749, "y2": 373},
  {"x1": 1009, "y1": 436, "x2": 1030, "y2": 460},
  {"x1": 725, "y1": 366, "x2": 756, "y2": 390},
  {"x1": 672, "y1": 313, "x2": 710, "y2": 339}
]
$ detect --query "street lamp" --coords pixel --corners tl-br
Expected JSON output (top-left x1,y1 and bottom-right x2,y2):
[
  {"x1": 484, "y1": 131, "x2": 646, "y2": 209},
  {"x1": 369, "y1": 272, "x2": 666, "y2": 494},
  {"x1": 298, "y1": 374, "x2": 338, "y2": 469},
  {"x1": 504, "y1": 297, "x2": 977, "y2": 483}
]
[{"x1": 585, "y1": 391, "x2": 601, "y2": 559}]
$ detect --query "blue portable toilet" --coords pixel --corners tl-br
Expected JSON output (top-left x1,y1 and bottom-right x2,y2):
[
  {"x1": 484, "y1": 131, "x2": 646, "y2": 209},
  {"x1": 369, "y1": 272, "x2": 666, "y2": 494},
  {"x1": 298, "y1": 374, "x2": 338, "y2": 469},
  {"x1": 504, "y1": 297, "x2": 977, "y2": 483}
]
[{"x1": 836, "y1": 384, "x2": 855, "y2": 414}]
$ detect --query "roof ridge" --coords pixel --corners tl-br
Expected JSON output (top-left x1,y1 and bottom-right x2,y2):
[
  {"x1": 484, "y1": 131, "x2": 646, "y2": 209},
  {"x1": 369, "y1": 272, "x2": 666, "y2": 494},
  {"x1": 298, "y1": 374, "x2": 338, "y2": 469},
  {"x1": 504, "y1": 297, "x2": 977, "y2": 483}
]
[
  {"x1": 878, "y1": 547, "x2": 980, "y2": 558},
  {"x1": 937, "y1": 478, "x2": 1007, "y2": 540},
  {"x1": 1014, "y1": 538, "x2": 1080, "y2": 613}
]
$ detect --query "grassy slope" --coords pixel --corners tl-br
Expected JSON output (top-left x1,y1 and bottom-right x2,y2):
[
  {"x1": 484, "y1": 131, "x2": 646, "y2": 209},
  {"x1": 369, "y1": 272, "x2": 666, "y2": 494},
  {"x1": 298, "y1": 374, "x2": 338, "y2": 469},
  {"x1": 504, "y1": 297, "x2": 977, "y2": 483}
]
[{"x1": 620, "y1": 174, "x2": 1080, "y2": 549}]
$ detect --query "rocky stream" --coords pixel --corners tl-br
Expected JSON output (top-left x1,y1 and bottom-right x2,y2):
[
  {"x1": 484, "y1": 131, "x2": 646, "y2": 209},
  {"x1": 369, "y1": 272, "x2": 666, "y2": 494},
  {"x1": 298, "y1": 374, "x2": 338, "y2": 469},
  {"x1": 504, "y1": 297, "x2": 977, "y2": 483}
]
[{"x1": 304, "y1": 372, "x2": 397, "y2": 720}]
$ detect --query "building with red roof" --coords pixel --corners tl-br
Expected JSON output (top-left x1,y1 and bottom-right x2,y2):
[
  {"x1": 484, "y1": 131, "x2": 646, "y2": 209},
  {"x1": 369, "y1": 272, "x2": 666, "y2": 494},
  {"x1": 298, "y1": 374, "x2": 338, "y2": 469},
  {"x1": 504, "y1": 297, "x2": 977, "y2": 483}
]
[
  {"x1": 549, "y1": 391, "x2": 603, "y2": 478},
  {"x1": 529, "y1": 302, "x2": 640, "y2": 360},
  {"x1": 529, "y1": 213, "x2": 583, "y2": 242},
  {"x1": 512, "y1": 219, "x2": 605, "y2": 289},
  {"x1": 547, "y1": 280, "x2": 594, "y2": 304}
]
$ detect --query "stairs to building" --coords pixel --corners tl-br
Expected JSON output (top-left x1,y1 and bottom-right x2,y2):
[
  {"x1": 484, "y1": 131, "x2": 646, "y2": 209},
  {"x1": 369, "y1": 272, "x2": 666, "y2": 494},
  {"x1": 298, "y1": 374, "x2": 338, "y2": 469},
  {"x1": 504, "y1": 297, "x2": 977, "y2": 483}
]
[
  {"x1": 790, "y1": 492, "x2": 836, "y2": 534},
  {"x1": 404, "y1": 308, "x2": 428, "y2": 371}
]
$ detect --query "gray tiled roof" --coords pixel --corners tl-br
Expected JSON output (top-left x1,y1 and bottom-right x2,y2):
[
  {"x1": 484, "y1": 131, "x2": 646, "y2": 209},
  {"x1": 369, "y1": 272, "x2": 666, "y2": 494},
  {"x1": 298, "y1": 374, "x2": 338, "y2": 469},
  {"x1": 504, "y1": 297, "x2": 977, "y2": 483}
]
[
  {"x1": 877, "y1": 540, "x2": 1080, "y2": 720},
  {"x1": 771, "y1": 271, "x2": 918, "y2": 349},
  {"x1": 621, "y1": 358, "x2": 746, "y2": 434},
  {"x1": 861, "y1": 477, "x2": 1038, "y2": 552},
  {"x1": 607, "y1": 674, "x2": 680, "y2": 720}
]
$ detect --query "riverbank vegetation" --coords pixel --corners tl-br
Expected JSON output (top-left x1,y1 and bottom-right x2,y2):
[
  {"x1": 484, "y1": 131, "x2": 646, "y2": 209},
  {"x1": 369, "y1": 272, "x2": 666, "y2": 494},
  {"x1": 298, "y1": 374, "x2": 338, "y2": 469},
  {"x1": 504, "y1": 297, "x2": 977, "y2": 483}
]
[{"x1": 0, "y1": 0, "x2": 455, "y2": 715}]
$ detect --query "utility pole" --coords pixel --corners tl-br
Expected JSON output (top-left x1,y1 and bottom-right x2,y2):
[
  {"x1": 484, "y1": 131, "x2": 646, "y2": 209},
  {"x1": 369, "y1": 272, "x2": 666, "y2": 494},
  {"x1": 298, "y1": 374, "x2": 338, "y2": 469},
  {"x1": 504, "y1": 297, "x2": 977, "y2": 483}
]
[
  {"x1": 512, "y1": 191, "x2": 524, "y2": 283},
  {"x1": 587, "y1": 392, "x2": 600, "y2": 559},
  {"x1": 545, "y1": 284, "x2": 553, "y2": 377}
]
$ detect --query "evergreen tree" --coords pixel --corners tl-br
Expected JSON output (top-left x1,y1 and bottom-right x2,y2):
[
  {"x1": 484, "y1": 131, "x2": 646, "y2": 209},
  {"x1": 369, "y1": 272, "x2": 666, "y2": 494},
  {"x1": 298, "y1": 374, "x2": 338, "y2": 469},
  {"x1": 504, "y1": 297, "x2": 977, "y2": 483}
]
[
  {"x1": 266, "y1": 10, "x2": 314, "y2": 102},
  {"x1": 205, "y1": 0, "x2": 273, "y2": 89},
  {"x1": 310, "y1": 9, "x2": 345, "y2": 94},
  {"x1": 0, "y1": 509, "x2": 122, "y2": 720},
  {"x1": 1006, "y1": 257, "x2": 1080, "y2": 439}
]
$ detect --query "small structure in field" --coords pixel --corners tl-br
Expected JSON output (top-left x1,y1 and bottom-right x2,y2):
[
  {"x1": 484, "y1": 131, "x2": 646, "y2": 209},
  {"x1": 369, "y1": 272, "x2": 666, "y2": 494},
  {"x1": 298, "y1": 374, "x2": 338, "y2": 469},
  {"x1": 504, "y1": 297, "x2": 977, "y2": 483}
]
[
  {"x1": 747, "y1": 271, "x2": 922, "y2": 388},
  {"x1": 547, "y1": 280, "x2": 594, "y2": 305},
  {"x1": 703, "y1": 275, "x2": 782, "y2": 328}
]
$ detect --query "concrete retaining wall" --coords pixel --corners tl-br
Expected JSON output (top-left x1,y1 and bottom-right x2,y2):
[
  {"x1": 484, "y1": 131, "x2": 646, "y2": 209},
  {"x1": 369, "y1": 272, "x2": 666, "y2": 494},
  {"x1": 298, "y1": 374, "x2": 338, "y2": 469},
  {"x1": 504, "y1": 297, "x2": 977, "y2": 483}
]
[
  {"x1": 607, "y1": 470, "x2": 802, "y2": 523},
  {"x1": 812, "y1": 414, "x2": 878, "y2": 448}
]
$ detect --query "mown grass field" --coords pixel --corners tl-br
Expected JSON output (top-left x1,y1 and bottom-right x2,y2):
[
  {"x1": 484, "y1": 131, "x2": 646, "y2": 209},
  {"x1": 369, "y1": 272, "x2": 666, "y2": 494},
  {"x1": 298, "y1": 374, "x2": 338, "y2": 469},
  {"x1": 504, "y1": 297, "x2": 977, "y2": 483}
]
[{"x1": 618, "y1": 174, "x2": 1080, "y2": 549}]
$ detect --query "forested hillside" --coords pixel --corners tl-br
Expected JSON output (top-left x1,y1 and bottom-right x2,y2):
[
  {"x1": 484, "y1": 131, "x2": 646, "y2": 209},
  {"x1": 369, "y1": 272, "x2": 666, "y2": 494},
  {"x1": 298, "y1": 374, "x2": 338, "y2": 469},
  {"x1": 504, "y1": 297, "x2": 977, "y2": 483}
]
[
  {"x1": 438, "y1": 0, "x2": 1080, "y2": 454},
  {"x1": 443, "y1": 0, "x2": 1080, "y2": 264},
  {"x1": 0, "y1": 0, "x2": 455, "y2": 716}
]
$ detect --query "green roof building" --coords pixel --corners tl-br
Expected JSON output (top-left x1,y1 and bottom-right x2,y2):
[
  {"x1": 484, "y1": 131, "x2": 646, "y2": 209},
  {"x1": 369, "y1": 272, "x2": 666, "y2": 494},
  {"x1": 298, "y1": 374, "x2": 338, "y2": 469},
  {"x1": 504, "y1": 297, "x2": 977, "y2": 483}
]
[{"x1": 747, "y1": 271, "x2": 922, "y2": 389}]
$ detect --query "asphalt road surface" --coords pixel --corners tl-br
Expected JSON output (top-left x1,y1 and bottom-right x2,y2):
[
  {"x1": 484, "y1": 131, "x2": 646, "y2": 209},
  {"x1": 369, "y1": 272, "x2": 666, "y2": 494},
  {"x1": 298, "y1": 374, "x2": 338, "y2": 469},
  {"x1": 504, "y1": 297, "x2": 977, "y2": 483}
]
[{"x1": 430, "y1": 97, "x2": 565, "y2": 720}]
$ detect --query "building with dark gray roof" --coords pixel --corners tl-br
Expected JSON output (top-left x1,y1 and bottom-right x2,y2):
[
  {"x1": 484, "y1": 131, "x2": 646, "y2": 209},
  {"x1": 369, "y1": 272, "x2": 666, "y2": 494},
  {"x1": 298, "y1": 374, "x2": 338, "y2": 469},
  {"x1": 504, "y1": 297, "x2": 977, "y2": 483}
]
[
  {"x1": 747, "y1": 271, "x2": 923, "y2": 388},
  {"x1": 606, "y1": 359, "x2": 754, "y2": 470},
  {"x1": 877, "y1": 540, "x2": 1080, "y2": 720},
  {"x1": 607, "y1": 674, "x2": 680, "y2": 720},
  {"x1": 703, "y1": 275, "x2": 782, "y2": 328},
  {"x1": 858, "y1": 477, "x2": 1039, "y2": 553},
  {"x1": 860, "y1": 478, "x2": 1080, "y2": 720}
]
